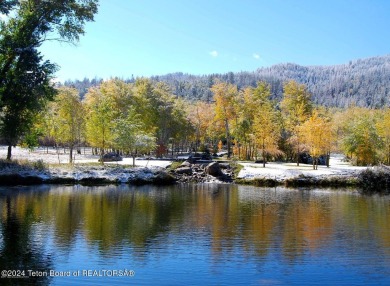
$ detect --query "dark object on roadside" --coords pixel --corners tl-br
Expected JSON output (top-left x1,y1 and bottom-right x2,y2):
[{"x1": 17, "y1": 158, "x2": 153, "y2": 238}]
[
  {"x1": 186, "y1": 156, "x2": 200, "y2": 164},
  {"x1": 98, "y1": 152, "x2": 122, "y2": 162},
  {"x1": 299, "y1": 152, "x2": 326, "y2": 165},
  {"x1": 255, "y1": 160, "x2": 267, "y2": 164},
  {"x1": 187, "y1": 152, "x2": 212, "y2": 163},
  {"x1": 196, "y1": 159, "x2": 213, "y2": 164}
]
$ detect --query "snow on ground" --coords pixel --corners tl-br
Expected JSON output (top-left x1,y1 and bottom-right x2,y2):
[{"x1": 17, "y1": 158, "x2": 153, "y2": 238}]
[
  {"x1": 106, "y1": 158, "x2": 172, "y2": 168},
  {"x1": 0, "y1": 146, "x2": 172, "y2": 168},
  {"x1": 0, "y1": 146, "x2": 175, "y2": 184},
  {"x1": 237, "y1": 153, "x2": 367, "y2": 180},
  {"x1": 0, "y1": 146, "x2": 367, "y2": 181}
]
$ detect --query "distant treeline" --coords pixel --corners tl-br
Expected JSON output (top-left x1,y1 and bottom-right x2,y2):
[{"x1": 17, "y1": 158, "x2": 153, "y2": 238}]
[{"x1": 63, "y1": 54, "x2": 390, "y2": 108}]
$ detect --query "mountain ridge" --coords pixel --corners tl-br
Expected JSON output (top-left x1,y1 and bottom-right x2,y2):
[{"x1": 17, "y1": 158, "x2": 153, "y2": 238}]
[{"x1": 64, "y1": 54, "x2": 390, "y2": 108}]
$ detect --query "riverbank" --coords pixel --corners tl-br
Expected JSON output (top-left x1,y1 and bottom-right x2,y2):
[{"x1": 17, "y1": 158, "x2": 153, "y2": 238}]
[
  {"x1": 235, "y1": 155, "x2": 390, "y2": 194},
  {"x1": 0, "y1": 146, "x2": 388, "y2": 193},
  {"x1": 236, "y1": 154, "x2": 365, "y2": 187},
  {"x1": 0, "y1": 160, "x2": 175, "y2": 185},
  {"x1": 0, "y1": 146, "x2": 176, "y2": 185},
  {"x1": 0, "y1": 146, "x2": 237, "y2": 185}
]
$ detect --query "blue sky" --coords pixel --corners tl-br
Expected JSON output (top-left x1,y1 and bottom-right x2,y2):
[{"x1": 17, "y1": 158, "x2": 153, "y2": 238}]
[{"x1": 40, "y1": 0, "x2": 390, "y2": 82}]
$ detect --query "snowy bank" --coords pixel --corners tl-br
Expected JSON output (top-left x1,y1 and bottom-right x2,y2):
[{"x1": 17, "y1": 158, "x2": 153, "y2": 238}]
[
  {"x1": 0, "y1": 146, "x2": 236, "y2": 185},
  {"x1": 0, "y1": 146, "x2": 176, "y2": 185},
  {"x1": 236, "y1": 154, "x2": 368, "y2": 187},
  {"x1": 0, "y1": 147, "x2": 382, "y2": 190},
  {"x1": 0, "y1": 163, "x2": 176, "y2": 185}
]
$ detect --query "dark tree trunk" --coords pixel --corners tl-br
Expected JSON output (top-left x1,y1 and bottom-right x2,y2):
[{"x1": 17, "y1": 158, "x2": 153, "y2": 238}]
[
  {"x1": 100, "y1": 148, "x2": 104, "y2": 165},
  {"x1": 262, "y1": 140, "x2": 266, "y2": 168},
  {"x1": 326, "y1": 151, "x2": 330, "y2": 168},
  {"x1": 313, "y1": 157, "x2": 316, "y2": 170},
  {"x1": 225, "y1": 119, "x2": 231, "y2": 158},
  {"x1": 69, "y1": 147, "x2": 73, "y2": 164},
  {"x1": 6, "y1": 145, "x2": 12, "y2": 160}
]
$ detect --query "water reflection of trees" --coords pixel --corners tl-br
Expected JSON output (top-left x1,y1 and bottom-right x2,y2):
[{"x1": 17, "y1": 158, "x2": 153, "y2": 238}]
[
  {"x1": 191, "y1": 186, "x2": 334, "y2": 262},
  {"x1": 0, "y1": 185, "x2": 390, "y2": 265},
  {"x1": 0, "y1": 187, "x2": 53, "y2": 285}
]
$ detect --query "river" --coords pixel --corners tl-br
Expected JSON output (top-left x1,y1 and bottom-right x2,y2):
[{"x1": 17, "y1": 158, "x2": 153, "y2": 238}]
[{"x1": 0, "y1": 184, "x2": 389, "y2": 285}]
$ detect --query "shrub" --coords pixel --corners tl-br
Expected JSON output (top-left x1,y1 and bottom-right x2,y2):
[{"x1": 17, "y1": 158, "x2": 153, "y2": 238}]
[
  {"x1": 33, "y1": 159, "x2": 47, "y2": 171},
  {"x1": 357, "y1": 167, "x2": 390, "y2": 194}
]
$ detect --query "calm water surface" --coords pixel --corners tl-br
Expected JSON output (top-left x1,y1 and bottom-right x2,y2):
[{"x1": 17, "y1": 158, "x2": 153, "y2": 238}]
[{"x1": 0, "y1": 184, "x2": 390, "y2": 285}]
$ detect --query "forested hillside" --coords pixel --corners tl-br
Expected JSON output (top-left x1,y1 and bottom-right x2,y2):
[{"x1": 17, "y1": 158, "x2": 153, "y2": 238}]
[
  {"x1": 64, "y1": 55, "x2": 390, "y2": 107},
  {"x1": 39, "y1": 78, "x2": 390, "y2": 167}
]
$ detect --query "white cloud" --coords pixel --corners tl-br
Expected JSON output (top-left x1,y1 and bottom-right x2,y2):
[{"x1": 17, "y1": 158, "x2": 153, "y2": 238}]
[
  {"x1": 209, "y1": 50, "x2": 218, "y2": 57},
  {"x1": 253, "y1": 53, "x2": 261, "y2": 60}
]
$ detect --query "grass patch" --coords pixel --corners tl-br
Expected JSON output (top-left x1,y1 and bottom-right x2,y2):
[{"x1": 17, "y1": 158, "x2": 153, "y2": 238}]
[
  {"x1": 0, "y1": 159, "x2": 48, "y2": 171},
  {"x1": 32, "y1": 159, "x2": 46, "y2": 171},
  {"x1": 235, "y1": 177, "x2": 280, "y2": 187},
  {"x1": 230, "y1": 161, "x2": 244, "y2": 179},
  {"x1": 284, "y1": 176, "x2": 358, "y2": 188},
  {"x1": 236, "y1": 175, "x2": 358, "y2": 188},
  {"x1": 168, "y1": 161, "x2": 184, "y2": 170}
]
